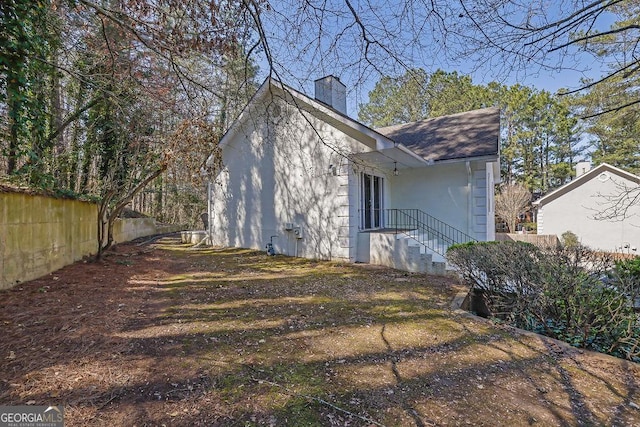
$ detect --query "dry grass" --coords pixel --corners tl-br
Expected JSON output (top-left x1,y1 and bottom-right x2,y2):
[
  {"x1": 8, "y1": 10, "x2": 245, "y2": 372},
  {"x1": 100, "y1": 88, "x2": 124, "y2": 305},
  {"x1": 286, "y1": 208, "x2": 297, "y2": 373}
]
[{"x1": 1, "y1": 236, "x2": 639, "y2": 426}]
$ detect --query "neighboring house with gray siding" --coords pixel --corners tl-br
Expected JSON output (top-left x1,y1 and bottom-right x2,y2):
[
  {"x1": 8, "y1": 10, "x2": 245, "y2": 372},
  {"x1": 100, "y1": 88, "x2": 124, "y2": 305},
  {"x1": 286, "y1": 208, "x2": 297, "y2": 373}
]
[
  {"x1": 207, "y1": 76, "x2": 500, "y2": 273},
  {"x1": 534, "y1": 163, "x2": 640, "y2": 253}
]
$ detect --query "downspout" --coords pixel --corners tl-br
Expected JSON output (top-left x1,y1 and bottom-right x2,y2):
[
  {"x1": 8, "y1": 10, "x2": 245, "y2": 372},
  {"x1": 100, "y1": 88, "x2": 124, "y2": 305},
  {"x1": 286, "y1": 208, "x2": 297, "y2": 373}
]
[{"x1": 466, "y1": 161, "x2": 472, "y2": 237}]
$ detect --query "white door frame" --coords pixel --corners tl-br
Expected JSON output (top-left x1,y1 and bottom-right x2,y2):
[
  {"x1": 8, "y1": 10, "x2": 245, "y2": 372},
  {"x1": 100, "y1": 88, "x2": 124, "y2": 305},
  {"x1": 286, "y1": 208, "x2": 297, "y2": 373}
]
[{"x1": 360, "y1": 172, "x2": 384, "y2": 230}]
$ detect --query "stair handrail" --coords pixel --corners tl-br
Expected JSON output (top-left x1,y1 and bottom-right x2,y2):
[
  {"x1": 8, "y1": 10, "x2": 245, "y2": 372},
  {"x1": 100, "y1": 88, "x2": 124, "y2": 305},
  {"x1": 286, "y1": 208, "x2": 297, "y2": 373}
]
[{"x1": 384, "y1": 208, "x2": 477, "y2": 256}]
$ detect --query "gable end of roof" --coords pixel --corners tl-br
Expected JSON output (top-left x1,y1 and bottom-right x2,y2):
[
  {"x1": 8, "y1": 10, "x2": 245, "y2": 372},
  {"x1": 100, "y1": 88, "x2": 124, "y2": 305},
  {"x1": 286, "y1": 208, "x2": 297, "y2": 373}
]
[{"x1": 534, "y1": 163, "x2": 640, "y2": 207}]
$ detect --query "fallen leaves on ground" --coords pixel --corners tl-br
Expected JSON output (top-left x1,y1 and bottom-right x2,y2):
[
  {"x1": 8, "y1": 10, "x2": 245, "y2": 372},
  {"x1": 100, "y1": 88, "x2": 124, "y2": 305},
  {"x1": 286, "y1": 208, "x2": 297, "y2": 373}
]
[{"x1": 1, "y1": 236, "x2": 639, "y2": 426}]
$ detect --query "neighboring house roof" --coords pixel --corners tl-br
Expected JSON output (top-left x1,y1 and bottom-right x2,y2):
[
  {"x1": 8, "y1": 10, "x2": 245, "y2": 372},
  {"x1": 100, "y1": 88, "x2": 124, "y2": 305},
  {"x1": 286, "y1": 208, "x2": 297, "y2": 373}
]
[
  {"x1": 534, "y1": 163, "x2": 640, "y2": 207},
  {"x1": 375, "y1": 107, "x2": 500, "y2": 162}
]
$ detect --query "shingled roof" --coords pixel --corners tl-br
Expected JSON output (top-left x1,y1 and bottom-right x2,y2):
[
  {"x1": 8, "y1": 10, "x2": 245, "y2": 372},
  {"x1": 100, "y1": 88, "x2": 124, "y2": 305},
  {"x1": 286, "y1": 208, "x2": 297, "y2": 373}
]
[{"x1": 375, "y1": 107, "x2": 500, "y2": 162}]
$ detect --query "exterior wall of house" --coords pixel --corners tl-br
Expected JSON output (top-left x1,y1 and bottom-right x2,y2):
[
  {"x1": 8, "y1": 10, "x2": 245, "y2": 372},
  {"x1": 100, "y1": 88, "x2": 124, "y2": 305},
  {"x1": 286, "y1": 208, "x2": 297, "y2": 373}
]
[
  {"x1": 484, "y1": 162, "x2": 497, "y2": 241},
  {"x1": 537, "y1": 171, "x2": 640, "y2": 252},
  {"x1": 210, "y1": 95, "x2": 373, "y2": 261},
  {"x1": 210, "y1": 84, "x2": 498, "y2": 264},
  {"x1": 388, "y1": 160, "x2": 493, "y2": 241}
]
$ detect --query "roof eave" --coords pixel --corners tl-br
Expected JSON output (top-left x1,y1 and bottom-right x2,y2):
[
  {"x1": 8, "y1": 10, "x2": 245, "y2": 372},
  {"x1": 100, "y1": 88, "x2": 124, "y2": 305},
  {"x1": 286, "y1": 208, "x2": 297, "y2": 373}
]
[
  {"x1": 534, "y1": 163, "x2": 640, "y2": 206},
  {"x1": 432, "y1": 153, "x2": 499, "y2": 165},
  {"x1": 395, "y1": 143, "x2": 434, "y2": 166},
  {"x1": 273, "y1": 80, "x2": 397, "y2": 150},
  {"x1": 206, "y1": 76, "x2": 273, "y2": 167}
]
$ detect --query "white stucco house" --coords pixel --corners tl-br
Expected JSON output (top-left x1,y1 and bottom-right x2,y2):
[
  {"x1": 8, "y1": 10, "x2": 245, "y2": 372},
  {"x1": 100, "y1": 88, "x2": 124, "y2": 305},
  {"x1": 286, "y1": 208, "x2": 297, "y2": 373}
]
[
  {"x1": 206, "y1": 76, "x2": 500, "y2": 273},
  {"x1": 535, "y1": 162, "x2": 640, "y2": 253}
]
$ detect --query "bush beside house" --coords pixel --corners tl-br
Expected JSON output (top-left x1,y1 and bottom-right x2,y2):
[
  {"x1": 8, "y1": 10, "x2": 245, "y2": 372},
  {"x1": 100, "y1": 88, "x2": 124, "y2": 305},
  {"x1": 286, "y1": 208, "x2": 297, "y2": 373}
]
[{"x1": 448, "y1": 241, "x2": 640, "y2": 362}]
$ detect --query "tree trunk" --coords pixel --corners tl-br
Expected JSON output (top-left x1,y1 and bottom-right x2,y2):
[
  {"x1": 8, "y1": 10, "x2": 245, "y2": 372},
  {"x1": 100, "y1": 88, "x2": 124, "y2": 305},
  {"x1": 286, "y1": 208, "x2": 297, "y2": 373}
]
[
  {"x1": 96, "y1": 189, "x2": 115, "y2": 260},
  {"x1": 6, "y1": 76, "x2": 21, "y2": 175},
  {"x1": 95, "y1": 166, "x2": 167, "y2": 260}
]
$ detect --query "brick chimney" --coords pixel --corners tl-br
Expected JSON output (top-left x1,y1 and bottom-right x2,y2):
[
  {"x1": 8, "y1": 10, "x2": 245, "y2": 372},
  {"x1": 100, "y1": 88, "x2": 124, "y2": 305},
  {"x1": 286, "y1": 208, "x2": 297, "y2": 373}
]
[
  {"x1": 314, "y1": 75, "x2": 347, "y2": 115},
  {"x1": 575, "y1": 161, "x2": 591, "y2": 178}
]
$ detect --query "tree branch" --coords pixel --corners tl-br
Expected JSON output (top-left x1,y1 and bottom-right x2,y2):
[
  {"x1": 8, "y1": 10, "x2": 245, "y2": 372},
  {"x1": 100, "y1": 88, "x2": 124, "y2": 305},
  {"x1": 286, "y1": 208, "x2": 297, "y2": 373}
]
[
  {"x1": 582, "y1": 98, "x2": 640, "y2": 119},
  {"x1": 549, "y1": 24, "x2": 640, "y2": 52},
  {"x1": 45, "y1": 96, "x2": 103, "y2": 146}
]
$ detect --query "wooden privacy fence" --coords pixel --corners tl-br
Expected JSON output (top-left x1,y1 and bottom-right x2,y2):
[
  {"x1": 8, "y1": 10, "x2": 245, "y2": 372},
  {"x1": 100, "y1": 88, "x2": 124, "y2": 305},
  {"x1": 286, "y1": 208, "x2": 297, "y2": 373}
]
[{"x1": 495, "y1": 233, "x2": 560, "y2": 248}]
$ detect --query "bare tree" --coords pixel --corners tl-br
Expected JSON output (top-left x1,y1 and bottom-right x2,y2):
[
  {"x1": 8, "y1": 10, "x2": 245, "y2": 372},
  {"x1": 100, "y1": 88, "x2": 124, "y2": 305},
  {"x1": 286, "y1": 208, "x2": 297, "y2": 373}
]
[
  {"x1": 591, "y1": 177, "x2": 640, "y2": 222},
  {"x1": 496, "y1": 183, "x2": 531, "y2": 233},
  {"x1": 238, "y1": 1, "x2": 636, "y2": 116},
  {"x1": 448, "y1": 0, "x2": 640, "y2": 116},
  {"x1": 6, "y1": 1, "x2": 640, "y2": 244}
]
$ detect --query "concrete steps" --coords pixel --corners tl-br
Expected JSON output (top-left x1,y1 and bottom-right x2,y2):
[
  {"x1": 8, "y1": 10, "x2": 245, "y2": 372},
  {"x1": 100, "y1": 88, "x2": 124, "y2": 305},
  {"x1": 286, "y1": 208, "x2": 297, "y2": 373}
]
[
  {"x1": 376, "y1": 233, "x2": 446, "y2": 274},
  {"x1": 396, "y1": 234, "x2": 450, "y2": 273}
]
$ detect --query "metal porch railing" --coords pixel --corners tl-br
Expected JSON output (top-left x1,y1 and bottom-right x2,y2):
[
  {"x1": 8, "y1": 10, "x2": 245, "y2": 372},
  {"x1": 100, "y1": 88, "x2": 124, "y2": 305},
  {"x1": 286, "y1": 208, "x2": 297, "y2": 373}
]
[{"x1": 382, "y1": 208, "x2": 477, "y2": 257}]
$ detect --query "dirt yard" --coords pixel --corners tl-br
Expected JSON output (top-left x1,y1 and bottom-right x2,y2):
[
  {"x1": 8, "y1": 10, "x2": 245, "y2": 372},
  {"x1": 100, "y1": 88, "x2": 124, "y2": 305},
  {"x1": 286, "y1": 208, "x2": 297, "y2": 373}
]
[{"x1": 1, "y1": 236, "x2": 639, "y2": 426}]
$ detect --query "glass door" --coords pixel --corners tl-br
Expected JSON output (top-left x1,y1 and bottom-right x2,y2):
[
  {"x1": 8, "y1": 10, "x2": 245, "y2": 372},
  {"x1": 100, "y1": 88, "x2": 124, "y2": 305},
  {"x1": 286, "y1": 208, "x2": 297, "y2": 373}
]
[{"x1": 361, "y1": 172, "x2": 383, "y2": 229}]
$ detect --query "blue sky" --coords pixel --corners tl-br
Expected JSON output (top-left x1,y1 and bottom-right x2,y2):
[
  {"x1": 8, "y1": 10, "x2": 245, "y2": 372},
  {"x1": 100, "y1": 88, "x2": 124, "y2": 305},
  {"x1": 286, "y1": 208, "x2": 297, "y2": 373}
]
[{"x1": 253, "y1": 0, "x2": 616, "y2": 119}]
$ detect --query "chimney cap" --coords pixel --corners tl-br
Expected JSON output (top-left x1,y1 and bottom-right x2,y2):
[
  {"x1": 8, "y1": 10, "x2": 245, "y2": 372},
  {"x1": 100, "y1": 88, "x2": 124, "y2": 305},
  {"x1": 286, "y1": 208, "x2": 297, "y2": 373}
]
[{"x1": 314, "y1": 75, "x2": 343, "y2": 84}]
